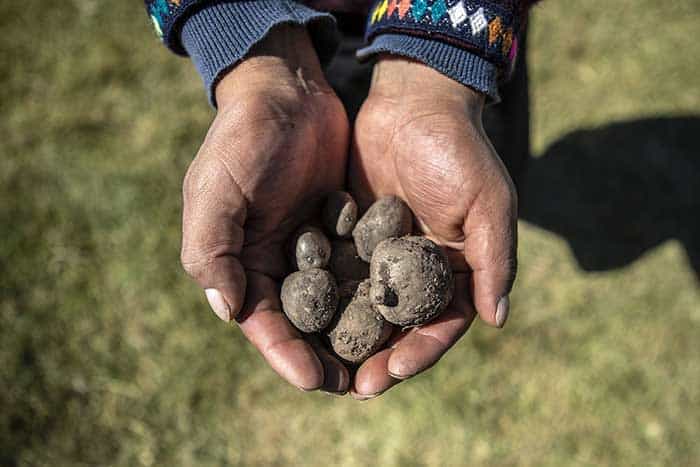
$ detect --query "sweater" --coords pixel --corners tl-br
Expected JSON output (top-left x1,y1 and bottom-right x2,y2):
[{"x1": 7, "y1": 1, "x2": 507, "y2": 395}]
[{"x1": 144, "y1": 1, "x2": 537, "y2": 105}]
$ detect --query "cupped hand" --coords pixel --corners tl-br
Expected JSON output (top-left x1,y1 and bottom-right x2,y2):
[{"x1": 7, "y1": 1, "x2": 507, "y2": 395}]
[
  {"x1": 180, "y1": 26, "x2": 351, "y2": 393},
  {"x1": 349, "y1": 57, "x2": 518, "y2": 399}
]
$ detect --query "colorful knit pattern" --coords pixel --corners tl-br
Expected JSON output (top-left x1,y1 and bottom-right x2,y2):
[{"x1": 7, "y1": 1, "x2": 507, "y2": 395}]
[
  {"x1": 366, "y1": 0, "x2": 520, "y2": 68},
  {"x1": 146, "y1": 0, "x2": 200, "y2": 54}
]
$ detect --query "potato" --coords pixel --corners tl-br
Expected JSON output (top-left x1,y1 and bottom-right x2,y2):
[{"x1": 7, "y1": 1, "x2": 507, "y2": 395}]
[
  {"x1": 369, "y1": 236, "x2": 454, "y2": 327},
  {"x1": 293, "y1": 226, "x2": 331, "y2": 271},
  {"x1": 326, "y1": 280, "x2": 392, "y2": 364},
  {"x1": 352, "y1": 196, "x2": 413, "y2": 261},
  {"x1": 328, "y1": 240, "x2": 369, "y2": 282},
  {"x1": 281, "y1": 269, "x2": 339, "y2": 333},
  {"x1": 322, "y1": 191, "x2": 358, "y2": 238}
]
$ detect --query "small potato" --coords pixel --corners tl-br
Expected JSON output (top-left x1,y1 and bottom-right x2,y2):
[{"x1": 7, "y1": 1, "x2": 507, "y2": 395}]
[
  {"x1": 370, "y1": 236, "x2": 454, "y2": 327},
  {"x1": 328, "y1": 240, "x2": 369, "y2": 282},
  {"x1": 294, "y1": 226, "x2": 331, "y2": 271},
  {"x1": 281, "y1": 269, "x2": 339, "y2": 333},
  {"x1": 322, "y1": 191, "x2": 358, "y2": 238},
  {"x1": 352, "y1": 196, "x2": 413, "y2": 261},
  {"x1": 327, "y1": 280, "x2": 392, "y2": 364}
]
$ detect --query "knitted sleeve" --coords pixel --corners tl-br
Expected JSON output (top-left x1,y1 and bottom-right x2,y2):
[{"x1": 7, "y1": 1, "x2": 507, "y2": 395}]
[
  {"x1": 358, "y1": 0, "x2": 539, "y2": 100},
  {"x1": 144, "y1": 1, "x2": 338, "y2": 106},
  {"x1": 143, "y1": 1, "x2": 538, "y2": 103}
]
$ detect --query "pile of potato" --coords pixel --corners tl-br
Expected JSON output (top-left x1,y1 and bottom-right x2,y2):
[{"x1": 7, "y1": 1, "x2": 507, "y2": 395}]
[{"x1": 281, "y1": 193, "x2": 454, "y2": 364}]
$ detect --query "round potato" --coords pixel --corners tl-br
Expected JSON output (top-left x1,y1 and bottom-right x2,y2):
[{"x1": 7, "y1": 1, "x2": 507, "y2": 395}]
[
  {"x1": 281, "y1": 269, "x2": 339, "y2": 333},
  {"x1": 294, "y1": 226, "x2": 331, "y2": 271},
  {"x1": 369, "y1": 236, "x2": 454, "y2": 327}
]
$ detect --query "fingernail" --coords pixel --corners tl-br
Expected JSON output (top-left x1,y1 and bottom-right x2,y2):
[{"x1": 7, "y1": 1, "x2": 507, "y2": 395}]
[
  {"x1": 495, "y1": 295, "x2": 510, "y2": 328},
  {"x1": 205, "y1": 288, "x2": 231, "y2": 322},
  {"x1": 321, "y1": 365, "x2": 349, "y2": 394},
  {"x1": 388, "y1": 371, "x2": 410, "y2": 380},
  {"x1": 322, "y1": 390, "x2": 348, "y2": 397},
  {"x1": 351, "y1": 391, "x2": 381, "y2": 401}
]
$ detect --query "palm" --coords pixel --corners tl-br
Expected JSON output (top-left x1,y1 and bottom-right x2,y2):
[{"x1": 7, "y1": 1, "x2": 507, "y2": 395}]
[
  {"x1": 182, "y1": 86, "x2": 351, "y2": 392},
  {"x1": 347, "y1": 90, "x2": 517, "y2": 397},
  {"x1": 217, "y1": 91, "x2": 349, "y2": 279},
  {"x1": 351, "y1": 97, "x2": 491, "y2": 252}
]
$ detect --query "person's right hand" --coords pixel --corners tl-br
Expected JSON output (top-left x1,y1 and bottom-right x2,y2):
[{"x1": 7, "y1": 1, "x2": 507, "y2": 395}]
[{"x1": 180, "y1": 26, "x2": 351, "y2": 393}]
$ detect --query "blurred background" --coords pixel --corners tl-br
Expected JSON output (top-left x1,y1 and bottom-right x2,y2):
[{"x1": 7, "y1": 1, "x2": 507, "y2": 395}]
[{"x1": 1, "y1": 0, "x2": 698, "y2": 465}]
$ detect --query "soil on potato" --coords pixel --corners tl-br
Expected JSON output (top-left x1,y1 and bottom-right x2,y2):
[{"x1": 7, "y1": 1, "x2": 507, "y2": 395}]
[
  {"x1": 370, "y1": 236, "x2": 454, "y2": 327},
  {"x1": 280, "y1": 269, "x2": 339, "y2": 333},
  {"x1": 327, "y1": 280, "x2": 392, "y2": 364},
  {"x1": 352, "y1": 196, "x2": 413, "y2": 261}
]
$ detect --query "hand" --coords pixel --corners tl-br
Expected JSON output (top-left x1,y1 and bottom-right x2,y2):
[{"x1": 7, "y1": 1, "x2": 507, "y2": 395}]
[
  {"x1": 180, "y1": 26, "x2": 351, "y2": 393},
  {"x1": 349, "y1": 57, "x2": 518, "y2": 398}
]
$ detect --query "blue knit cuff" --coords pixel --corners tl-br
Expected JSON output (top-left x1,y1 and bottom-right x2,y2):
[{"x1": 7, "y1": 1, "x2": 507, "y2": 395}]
[
  {"x1": 357, "y1": 33, "x2": 500, "y2": 101},
  {"x1": 365, "y1": 1, "x2": 519, "y2": 73},
  {"x1": 180, "y1": 1, "x2": 339, "y2": 107}
]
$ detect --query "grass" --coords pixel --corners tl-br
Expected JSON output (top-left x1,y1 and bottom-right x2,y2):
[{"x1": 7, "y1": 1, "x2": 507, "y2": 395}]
[{"x1": 1, "y1": 0, "x2": 698, "y2": 465}]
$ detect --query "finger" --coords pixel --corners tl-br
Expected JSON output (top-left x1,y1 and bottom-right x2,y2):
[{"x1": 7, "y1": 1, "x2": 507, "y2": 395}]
[
  {"x1": 351, "y1": 275, "x2": 475, "y2": 398},
  {"x1": 387, "y1": 274, "x2": 476, "y2": 379},
  {"x1": 350, "y1": 348, "x2": 400, "y2": 400},
  {"x1": 237, "y1": 272, "x2": 324, "y2": 391},
  {"x1": 463, "y1": 179, "x2": 518, "y2": 327},
  {"x1": 181, "y1": 156, "x2": 247, "y2": 321},
  {"x1": 308, "y1": 335, "x2": 351, "y2": 395}
]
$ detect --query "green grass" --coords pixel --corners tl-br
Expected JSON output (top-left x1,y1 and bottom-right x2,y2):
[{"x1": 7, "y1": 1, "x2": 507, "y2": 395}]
[{"x1": 1, "y1": 1, "x2": 698, "y2": 465}]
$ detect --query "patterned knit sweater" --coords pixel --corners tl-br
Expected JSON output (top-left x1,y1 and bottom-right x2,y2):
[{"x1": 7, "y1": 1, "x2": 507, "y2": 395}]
[{"x1": 145, "y1": 0, "x2": 539, "y2": 105}]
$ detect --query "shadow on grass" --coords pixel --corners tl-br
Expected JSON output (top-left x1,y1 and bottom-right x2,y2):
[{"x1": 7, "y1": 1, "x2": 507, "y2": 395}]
[{"x1": 521, "y1": 116, "x2": 700, "y2": 278}]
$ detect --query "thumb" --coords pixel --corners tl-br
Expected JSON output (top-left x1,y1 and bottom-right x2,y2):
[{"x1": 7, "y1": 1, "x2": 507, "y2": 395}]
[
  {"x1": 462, "y1": 178, "x2": 518, "y2": 328},
  {"x1": 180, "y1": 157, "x2": 247, "y2": 321}
]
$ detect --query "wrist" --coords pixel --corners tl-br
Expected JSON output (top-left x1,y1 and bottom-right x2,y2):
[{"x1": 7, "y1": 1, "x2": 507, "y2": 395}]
[
  {"x1": 216, "y1": 25, "x2": 332, "y2": 109},
  {"x1": 369, "y1": 56, "x2": 485, "y2": 118}
]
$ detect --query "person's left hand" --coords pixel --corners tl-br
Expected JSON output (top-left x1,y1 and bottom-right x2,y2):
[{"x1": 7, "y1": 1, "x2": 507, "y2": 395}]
[{"x1": 349, "y1": 57, "x2": 518, "y2": 399}]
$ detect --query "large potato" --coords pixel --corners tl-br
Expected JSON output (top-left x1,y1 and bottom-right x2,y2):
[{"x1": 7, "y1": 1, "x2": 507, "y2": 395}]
[{"x1": 369, "y1": 236, "x2": 454, "y2": 327}]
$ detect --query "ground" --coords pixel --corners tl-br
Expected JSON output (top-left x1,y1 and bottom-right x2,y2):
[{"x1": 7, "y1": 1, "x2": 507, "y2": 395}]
[{"x1": 1, "y1": 1, "x2": 698, "y2": 465}]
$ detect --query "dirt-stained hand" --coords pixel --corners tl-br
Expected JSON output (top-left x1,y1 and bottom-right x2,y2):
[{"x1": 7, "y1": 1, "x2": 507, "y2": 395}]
[
  {"x1": 180, "y1": 26, "x2": 351, "y2": 394},
  {"x1": 349, "y1": 57, "x2": 518, "y2": 399}
]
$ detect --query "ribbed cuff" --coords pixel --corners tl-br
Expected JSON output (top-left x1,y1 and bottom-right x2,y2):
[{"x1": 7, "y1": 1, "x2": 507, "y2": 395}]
[
  {"x1": 180, "y1": 1, "x2": 339, "y2": 107},
  {"x1": 357, "y1": 33, "x2": 500, "y2": 102}
]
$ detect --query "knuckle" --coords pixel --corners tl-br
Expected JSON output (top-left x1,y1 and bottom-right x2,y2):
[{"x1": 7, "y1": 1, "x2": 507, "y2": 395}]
[
  {"x1": 180, "y1": 240, "x2": 235, "y2": 279},
  {"x1": 501, "y1": 254, "x2": 518, "y2": 277},
  {"x1": 182, "y1": 146, "x2": 236, "y2": 202},
  {"x1": 503, "y1": 256, "x2": 518, "y2": 288},
  {"x1": 180, "y1": 237, "x2": 218, "y2": 275},
  {"x1": 180, "y1": 248, "x2": 207, "y2": 278},
  {"x1": 493, "y1": 175, "x2": 518, "y2": 211},
  {"x1": 180, "y1": 247, "x2": 217, "y2": 280},
  {"x1": 490, "y1": 242, "x2": 516, "y2": 268},
  {"x1": 484, "y1": 248, "x2": 517, "y2": 290},
  {"x1": 182, "y1": 159, "x2": 214, "y2": 202},
  {"x1": 182, "y1": 161, "x2": 205, "y2": 202}
]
